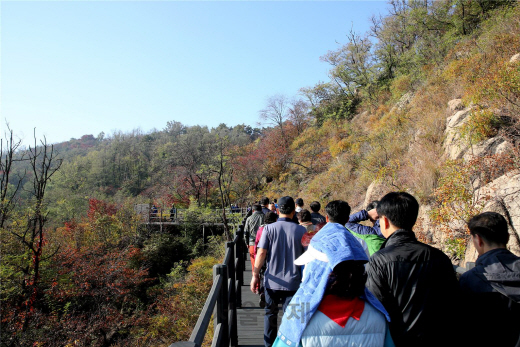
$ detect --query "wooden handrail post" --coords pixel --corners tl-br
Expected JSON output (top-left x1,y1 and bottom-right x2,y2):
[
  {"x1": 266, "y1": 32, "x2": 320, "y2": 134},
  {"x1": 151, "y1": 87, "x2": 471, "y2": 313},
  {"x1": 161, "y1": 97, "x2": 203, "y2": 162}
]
[
  {"x1": 226, "y1": 242, "x2": 238, "y2": 347},
  {"x1": 236, "y1": 226, "x2": 244, "y2": 287},
  {"x1": 244, "y1": 230, "x2": 250, "y2": 266},
  {"x1": 214, "y1": 264, "x2": 229, "y2": 346}
]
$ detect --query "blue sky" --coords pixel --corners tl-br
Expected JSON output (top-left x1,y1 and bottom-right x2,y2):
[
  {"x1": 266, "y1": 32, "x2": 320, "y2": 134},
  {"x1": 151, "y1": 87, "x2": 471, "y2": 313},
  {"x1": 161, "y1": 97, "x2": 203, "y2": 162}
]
[{"x1": 1, "y1": 1, "x2": 389, "y2": 145}]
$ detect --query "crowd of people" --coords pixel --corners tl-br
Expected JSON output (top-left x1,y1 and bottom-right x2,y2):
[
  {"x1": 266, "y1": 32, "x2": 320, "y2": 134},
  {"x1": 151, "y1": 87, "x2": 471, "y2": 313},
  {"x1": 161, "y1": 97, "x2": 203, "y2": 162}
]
[{"x1": 243, "y1": 193, "x2": 520, "y2": 347}]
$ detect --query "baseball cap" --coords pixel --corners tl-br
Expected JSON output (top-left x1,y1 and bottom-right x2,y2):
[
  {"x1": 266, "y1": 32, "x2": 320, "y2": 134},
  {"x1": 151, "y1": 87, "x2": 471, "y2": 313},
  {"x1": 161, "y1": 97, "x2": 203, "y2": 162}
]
[
  {"x1": 277, "y1": 196, "x2": 295, "y2": 211},
  {"x1": 294, "y1": 244, "x2": 329, "y2": 265}
]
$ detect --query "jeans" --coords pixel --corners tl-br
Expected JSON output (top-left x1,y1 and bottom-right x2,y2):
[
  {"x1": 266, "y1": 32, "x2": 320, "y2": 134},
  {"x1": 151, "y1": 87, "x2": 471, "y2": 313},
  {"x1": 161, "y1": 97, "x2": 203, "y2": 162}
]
[{"x1": 264, "y1": 288, "x2": 296, "y2": 347}]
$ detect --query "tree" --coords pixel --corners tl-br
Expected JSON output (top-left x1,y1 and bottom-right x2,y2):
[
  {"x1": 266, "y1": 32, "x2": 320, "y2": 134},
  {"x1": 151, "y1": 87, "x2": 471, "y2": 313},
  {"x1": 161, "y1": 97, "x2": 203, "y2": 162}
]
[
  {"x1": 259, "y1": 94, "x2": 291, "y2": 146},
  {"x1": 288, "y1": 99, "x2": 311, "y2": 135},
  {"x1": 1, "y1": 132, "x2": 63, "y2": 344},
  {"x1": 21, "y1": 135, "x2": 62, "y2": 330},
  {"x1": 321, "y1": 28, "x2": 377, "y2": 103},
  {"x1": 0, "y1": 126, "x2": 25, "y2": 228},
  {"x1": 211, "y1": 136, "x2": 233, "y2": 240}
]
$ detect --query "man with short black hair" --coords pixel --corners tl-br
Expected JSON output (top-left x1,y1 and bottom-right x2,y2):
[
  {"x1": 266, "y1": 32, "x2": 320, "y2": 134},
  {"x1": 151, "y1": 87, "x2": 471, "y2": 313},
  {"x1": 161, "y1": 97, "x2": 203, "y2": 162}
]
[
  {"x1": 309, "y1": 201, "x2": 326, "y2": 225},
  {"x1": 325, "y1": 200, "x2": 351, "y2": 225},
  {"x1": 366, "y1": 192, "x2": 458, "y2": 347},
  {"x1": 460, "y1": 212, "x2": 520, "y2": 347},
  {"x1": 251, "y1": 196, "x2": 306, "y2": 347},
  {"x1": 261, "y1": 197, "x2": 270, "y2": 215},
  {"x1": 244, "y1": 204, "x2": 264, "y2": 273}
]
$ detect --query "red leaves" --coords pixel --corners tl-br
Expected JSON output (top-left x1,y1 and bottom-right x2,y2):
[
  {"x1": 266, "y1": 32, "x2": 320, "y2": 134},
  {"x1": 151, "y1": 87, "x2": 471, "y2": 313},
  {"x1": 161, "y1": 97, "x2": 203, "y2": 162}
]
[
  {"x1": 87, "y1": 198, "x2": 118, "y2": 221},
  {"x1": 52, "y1": 244, "x2": 149, "y2": 303},
  {"x1": 36, "y1": 244, "x2": 153, "y2": 345}
]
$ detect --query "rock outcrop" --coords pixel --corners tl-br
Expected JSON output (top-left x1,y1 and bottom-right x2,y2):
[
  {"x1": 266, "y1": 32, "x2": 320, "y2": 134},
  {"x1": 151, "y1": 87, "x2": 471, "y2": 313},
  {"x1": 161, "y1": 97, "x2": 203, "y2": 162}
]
[
  {"x1": 390, "y1": 92, "x2": 415, "y2": 114},
  {"x1": 447, "y1": 98, "x2": 464, "y2": 112},
  {"x1": 462, "y1": 136, "x2": 513, "y2": 162},
  {"x1": 362, "y1": 179, "x2": 393, "y2": 209},
  {"x1": 359, "y1": 90, "x2": 519, "y2": 267},
  {"x1": 444, "y1": 106, "x2": 473, "y2": 160},
  {"x1": 441, "y1": 97, "x2": 520, "y2": 263}
]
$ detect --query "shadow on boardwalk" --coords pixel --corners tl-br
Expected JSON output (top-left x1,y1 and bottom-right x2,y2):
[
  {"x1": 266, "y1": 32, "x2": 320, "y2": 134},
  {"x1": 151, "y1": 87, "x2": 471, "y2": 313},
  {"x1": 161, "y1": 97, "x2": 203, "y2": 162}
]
[{"x1": 237, "y1": 262, "x2": 283, "y2": 347}]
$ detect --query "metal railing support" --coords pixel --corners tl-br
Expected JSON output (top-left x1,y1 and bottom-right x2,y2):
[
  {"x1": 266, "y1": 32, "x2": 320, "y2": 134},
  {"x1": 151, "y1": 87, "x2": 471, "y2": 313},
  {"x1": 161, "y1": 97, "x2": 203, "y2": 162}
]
[
  {"x1": 226, "y1": 242, "x2": 238, "y2": 347},
  {"x1": 235, "y1": 226, "x2": 244, "y2": 288},
  {"x1": 169, "y1": 215, "x2": 249, "y2": 347}
]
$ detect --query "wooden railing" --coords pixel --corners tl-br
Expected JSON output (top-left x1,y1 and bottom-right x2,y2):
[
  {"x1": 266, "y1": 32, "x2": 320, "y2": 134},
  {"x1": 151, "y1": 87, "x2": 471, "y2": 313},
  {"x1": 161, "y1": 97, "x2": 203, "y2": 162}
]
[
  {"x1": 145, "y1": 207, "x2": 249, "y2": 224},
  {"x1": 169, "y1": 217, "x2": 248, "y2": 347}
]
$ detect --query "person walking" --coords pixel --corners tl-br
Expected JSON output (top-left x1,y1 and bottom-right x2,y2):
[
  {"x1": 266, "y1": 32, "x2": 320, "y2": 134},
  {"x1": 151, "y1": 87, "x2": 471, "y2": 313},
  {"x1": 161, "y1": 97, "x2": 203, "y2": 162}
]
[
  {"x1": 366, "y1": 192, "x2": 458, "y2": 347},
  {"x1": 251, "y1": 196, "x2": 306, "y2": 347},
  {"x1": 244, "y1": 203, "x2": 265, "y2": 273},
  {"x1": 273, "y1": 210, "x2": 393, "y2": 347}
]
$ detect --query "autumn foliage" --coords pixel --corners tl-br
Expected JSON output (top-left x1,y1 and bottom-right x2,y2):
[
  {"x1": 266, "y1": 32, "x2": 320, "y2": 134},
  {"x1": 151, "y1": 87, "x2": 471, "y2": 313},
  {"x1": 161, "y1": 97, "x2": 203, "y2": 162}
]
[
  {"x1": 2, "y1": 1, "x2": 520, "y2": 345},
  {"x1": 1, "y1": 194, "x2": 223, "y2": 346}
]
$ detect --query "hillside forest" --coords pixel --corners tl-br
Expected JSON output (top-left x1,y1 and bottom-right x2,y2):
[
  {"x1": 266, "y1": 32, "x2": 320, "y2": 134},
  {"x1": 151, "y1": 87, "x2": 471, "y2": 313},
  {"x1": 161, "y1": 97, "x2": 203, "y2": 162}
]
[{"x1": 1, "y1": 0, "x2": 520, "y2": 346}]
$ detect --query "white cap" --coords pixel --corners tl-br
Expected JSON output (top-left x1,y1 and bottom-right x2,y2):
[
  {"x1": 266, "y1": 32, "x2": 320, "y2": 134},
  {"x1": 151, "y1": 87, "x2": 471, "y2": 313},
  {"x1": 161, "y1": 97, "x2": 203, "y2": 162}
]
[{"x1": 294, "y1": 244, "x2": 329, "y2": 265}]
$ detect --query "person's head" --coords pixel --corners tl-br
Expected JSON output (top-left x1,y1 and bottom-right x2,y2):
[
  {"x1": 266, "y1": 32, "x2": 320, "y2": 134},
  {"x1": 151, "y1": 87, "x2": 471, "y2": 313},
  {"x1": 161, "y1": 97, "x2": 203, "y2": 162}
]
[
  {"x1": 295, "y1": 198, "x2": 304, "y2": 208},
  {"x1": 325, "y1": 200, "x2": 351, "y2": 225},
  {"x1": 376, "y1": 192, "x2": 419, "y2": 237},
  {"x1": 468, "y1": 212, "x2": 509, "y2": 254},
  {"x1": 274, "y1": 198, "x2": 277, "y2": 204},
  {"x1": 268, "y1": 203, "x2": 276, "y2": 211},
  {"x1": 298, "y1": 209, "x2": 312, "y2": 224},
  {"x1": 366, "y1": 200, "x2": 379, "y2": 211},
  {"x1": 252, "y1": 203, "x2": 262, "y2": 212},
  {"x1": 310, "y1": 201, "x2": 321, "y2": 213},
  {"x1": 277, "y1": 196, "x2": 295, "y2": 216},
  {"x1": 261, "y1": 197, "x2": 269, "y2": 206},
  {"x1": 326, "y1": 260, "x2": 367, "y2": 299},
  {"x1": 366, "y1": 200, "x2": 379, "y2": 223},
  {"x1": 264, "y1": 211, "x2": 279, "y2": 224}
]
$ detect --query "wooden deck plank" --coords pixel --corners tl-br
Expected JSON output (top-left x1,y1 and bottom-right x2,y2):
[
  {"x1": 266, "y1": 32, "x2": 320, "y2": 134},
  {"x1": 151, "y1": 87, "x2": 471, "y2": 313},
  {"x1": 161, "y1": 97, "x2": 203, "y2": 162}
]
[{"x1": 237, "y1": 259, "x2": 283, "y2": 347}]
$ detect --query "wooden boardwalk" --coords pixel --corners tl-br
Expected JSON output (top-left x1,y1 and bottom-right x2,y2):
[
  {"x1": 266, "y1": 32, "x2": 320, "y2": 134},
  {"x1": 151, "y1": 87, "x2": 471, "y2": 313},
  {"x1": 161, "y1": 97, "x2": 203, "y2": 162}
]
[{"x1": 237, "y1": 261, "x2": 283, "y2": 347}]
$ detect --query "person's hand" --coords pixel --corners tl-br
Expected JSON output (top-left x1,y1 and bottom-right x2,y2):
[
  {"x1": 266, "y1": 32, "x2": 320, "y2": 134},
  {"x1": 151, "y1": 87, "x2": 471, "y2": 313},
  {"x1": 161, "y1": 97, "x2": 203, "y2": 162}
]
[
  {"x1": 367, "y1": 208, "x2": 379, "y2": 221},
  {"x1": 250, "y1": 275, "x2": 260, "y2": 294}
]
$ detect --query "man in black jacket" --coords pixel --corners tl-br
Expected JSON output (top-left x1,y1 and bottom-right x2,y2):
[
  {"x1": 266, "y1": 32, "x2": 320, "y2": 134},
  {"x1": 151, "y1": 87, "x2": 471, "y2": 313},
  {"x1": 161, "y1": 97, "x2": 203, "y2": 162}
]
[
  {"x1": 459, "y1": 212, "x2": 520, "y2": 347},
  {"x1": 366, "y1": 192, "x2": 458, "y2": 347},
  {"x1": 309, "y1": 201, "x2": 326, "y2": 225}
]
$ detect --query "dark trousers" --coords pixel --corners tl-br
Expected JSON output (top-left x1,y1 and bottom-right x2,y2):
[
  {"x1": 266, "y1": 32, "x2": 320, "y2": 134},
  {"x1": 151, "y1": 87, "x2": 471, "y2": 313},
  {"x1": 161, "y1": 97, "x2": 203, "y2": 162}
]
[{"x1": 264, "y1": 288, "x2": 296, "y2": 347}]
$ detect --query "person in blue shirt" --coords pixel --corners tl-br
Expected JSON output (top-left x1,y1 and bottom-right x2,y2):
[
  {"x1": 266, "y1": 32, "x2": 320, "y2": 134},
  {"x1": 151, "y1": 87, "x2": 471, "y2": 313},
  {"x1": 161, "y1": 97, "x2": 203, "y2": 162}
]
[{"x1": 251, "y1": 196, "x2": 306, "y2": 347}]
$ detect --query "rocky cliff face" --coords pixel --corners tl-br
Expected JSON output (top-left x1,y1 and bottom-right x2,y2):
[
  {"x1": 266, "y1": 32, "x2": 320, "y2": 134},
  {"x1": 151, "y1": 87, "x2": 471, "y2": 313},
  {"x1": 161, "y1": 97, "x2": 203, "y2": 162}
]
[
  {"x1": 441, "y1": 91, "x2": 520, "y2": 264},
  {"x1": 359, "y1": 54, "x2": 520, "y2": 265}
]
